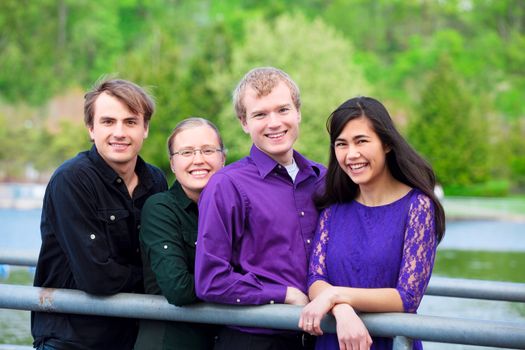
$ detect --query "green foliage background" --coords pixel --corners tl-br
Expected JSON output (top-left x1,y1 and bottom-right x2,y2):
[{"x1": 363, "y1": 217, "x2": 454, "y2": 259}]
[{"x1": 1, "y1": 0, "x2": 524, "y2": 195}]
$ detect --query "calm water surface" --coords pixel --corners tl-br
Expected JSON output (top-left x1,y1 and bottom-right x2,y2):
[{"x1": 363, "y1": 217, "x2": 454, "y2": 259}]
[{"x1": 2, "y1": 209, "x2": 525, "y2": 252}]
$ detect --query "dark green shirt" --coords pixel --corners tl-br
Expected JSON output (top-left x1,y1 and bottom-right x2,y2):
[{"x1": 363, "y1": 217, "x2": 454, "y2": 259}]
[{"x1": 134, "y1": 181, "x2": 216, "y2": 350}]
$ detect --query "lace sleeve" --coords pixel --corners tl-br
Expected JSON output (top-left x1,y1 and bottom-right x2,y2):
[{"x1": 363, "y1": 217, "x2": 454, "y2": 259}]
[
  {"x1": 307, "y1": 207, "x2": 331, "y2": 288},
  {"x1": 396, "y1": 194, "x2": 438, "y2": 313}
]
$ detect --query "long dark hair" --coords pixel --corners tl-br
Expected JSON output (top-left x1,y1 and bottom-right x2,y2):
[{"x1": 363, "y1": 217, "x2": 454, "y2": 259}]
[{"x1": 316, "y1": 96, "x2": 445, "y2": 242}]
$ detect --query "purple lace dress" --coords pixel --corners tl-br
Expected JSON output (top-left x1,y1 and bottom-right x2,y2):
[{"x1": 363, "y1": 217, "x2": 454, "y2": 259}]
[{"x1": 308, "y1": 189, "x2": 437, "y2": 350}]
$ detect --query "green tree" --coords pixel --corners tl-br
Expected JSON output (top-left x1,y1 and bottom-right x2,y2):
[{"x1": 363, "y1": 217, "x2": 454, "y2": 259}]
[
  {"x1": 508, "y1": 119, "x2": 525, "y2": 190},
  {"x1": 209, "y1": 13, "x2": 370, "y2": 164},
  {"x1": 116, "y1": 2, "x2": 232, "y2": 175},
  {"x1": 408, "y1": 56, "x2": 489, "y2": 188}
]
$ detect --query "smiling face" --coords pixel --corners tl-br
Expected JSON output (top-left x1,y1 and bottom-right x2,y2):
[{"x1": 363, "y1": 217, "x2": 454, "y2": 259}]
[
  {"x1": 169, "y1": 125, "x2": 225, "y2": 202},
  {"x1": 334, "y1": 117, "x2": 391, "y2": 189},
  {"x1": 240, "y1": 81, "x2": 301, "y2": 165},
  {"x1": 89, "y1": 92, "x2": 149, "y2": 174}
]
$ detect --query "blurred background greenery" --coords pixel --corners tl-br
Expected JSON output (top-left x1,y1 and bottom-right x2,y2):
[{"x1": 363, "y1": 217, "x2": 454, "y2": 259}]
[{"x1": 1, "y1": 0, "x2": 524, "y2": 196}]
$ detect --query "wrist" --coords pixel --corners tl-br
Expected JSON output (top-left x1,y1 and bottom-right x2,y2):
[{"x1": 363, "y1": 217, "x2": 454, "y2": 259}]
[
  {"x1": 328, "y1": 286, "x2": 339, "y2": 306},
  {"x1": 332, "y1": 303, "x2": 353, "y2": 316}
]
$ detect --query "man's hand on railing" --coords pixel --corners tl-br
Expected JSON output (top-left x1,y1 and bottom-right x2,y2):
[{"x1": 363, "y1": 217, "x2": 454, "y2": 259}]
[{"x1": 284, "y1": 286, "x2": 309, "y2": 305}]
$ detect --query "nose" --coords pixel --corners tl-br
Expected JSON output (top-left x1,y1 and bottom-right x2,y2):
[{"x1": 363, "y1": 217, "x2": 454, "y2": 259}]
[
  {"x1": 346, "y1": 146, "x2": 360, "y2": 159},
  {"x1": 267, "y1": 113, "x2": 281, "y2": 128},
  {"x1": 113, "y1": 121, "x2": 125, "y2": 138},
  {"x1": 192, "y1": 150, "x2": 205, "y2": 163}
]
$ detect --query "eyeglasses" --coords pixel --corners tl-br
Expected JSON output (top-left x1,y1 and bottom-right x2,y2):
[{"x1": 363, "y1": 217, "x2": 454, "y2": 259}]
[{"x1": 171, "y1": 147, "x2": 223, "y2": 158}]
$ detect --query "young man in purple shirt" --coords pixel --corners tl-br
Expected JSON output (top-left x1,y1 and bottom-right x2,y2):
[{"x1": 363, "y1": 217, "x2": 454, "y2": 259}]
[{"x1": 195, "y1": 67, "x2": 325, "y2": 349}]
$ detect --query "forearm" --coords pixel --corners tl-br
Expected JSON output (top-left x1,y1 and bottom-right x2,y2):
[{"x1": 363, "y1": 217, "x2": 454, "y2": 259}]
[
  {"x1": 329, "y1": 286, "x2": 404, "y2": 312},
  {"x1": 195, "y1": 259, "x2": 287, "y2": 305},
  {"x1": 159, "y1": 274, "x2": 198, "y2": 306},
  {"x1": 308, "y1": 280, "x2": 333, "y2": 300},
  {"x1": 74, "y1": 262, "x2": 141, "y2": 295}
]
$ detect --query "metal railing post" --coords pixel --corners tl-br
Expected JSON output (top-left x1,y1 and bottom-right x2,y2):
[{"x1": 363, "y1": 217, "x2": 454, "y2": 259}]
[{"x1": 393, "y1": 336, "x2": 413, "y2": 350}]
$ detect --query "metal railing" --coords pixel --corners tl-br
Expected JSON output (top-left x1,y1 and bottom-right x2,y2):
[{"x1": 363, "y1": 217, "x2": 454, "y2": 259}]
[
  {"x1": 3, "y1": 249, "x2": 524, "y2": 303},
  {"x1": 1, "y1": 283, "x2": 525, "y2": 349},
  {"x1": 2, "y1": 250, "x2": 525, "y2": 348},
  {"x1": 0, "y1": 250, "x2": 37, "y2": 267}
]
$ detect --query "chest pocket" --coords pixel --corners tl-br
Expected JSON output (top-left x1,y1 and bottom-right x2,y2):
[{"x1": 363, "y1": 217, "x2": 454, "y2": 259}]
[{"x1": 97, "y1": 209, "x2": 131, "y2": 259}]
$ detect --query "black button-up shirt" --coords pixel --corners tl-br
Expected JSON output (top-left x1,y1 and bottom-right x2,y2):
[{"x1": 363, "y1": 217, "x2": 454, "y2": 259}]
[{"x1": 32, "y1": 145, "x2": 167, "y2": 350}]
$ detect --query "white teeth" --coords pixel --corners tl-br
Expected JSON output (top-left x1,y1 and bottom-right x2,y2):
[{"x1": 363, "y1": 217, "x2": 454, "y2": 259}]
[
  {"x1": 267, "y1": 131, "x2": 285, "y2": 139},
  {"x1": 350, "y1": 163, "x2": 367, "y2": 170},
  {"x1": 190, "y1": 170, "x2": 208, "y2": 175}
]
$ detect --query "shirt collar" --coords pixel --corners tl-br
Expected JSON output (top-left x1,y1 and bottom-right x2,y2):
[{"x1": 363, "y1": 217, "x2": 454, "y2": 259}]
[
  {"x1": 249, "y1": 144, "x2": 322, "y2": 179},
  {"x1": 169, "y1": 180, "x2": 195, "y2": 210},
  {"x1": 88, "y1": 145, "x2": 153, "y2": 189}
]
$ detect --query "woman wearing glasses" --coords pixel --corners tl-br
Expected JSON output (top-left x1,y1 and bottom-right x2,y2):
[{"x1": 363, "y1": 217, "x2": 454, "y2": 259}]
[{"x1": 135, "y1": 117, "x2": 225, "y2": 350}]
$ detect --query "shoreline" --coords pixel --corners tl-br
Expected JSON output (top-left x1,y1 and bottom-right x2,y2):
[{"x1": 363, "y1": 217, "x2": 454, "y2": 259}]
[{"x1": 1, "y1": 183, "x2": 525, "y2": 222}]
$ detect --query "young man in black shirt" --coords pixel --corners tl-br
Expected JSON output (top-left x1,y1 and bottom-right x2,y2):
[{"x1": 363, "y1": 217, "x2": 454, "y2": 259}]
[{"x1": 31, "y1": 79, "x2": 168, "y2": 350}]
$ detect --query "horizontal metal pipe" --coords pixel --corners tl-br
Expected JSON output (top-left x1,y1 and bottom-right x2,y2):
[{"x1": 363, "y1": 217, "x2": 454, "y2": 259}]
[
  {"x1": 426, "y1": 276, "x2": 525, "y2": 302},
  {"x1": 3, "y1": 249, "x2": 525, "y2": 303},
  {"x1": 0, "y1": 250, "x2": 38, "y2": 267},
  {"x1": 1, "y1": 284, "x2": 524, "y2": 349}
]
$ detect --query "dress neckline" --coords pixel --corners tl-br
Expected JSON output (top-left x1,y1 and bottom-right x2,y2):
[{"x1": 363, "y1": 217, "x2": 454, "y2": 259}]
[{"x1": 353, "y1": 188, "x2": 415, "y2": 208}]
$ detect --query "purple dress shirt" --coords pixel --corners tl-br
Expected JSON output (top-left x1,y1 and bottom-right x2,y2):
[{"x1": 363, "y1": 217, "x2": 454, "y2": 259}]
[{"x1": 195, "y1": 145, "x2": 325, "y2": 310}]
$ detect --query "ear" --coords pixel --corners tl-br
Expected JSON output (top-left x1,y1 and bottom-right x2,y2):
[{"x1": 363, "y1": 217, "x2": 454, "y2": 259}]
[
  {"x1": 384, "y1": 144, "x2": 392, "y2": 153},
  {"x1": 297, "y1": 111, "x2": 302, "y2": 123},
  {"x1": 169, "y1": 156, "x2": 177, "y2": 175},
  {"x1": 88, "y1": 125, "x2": 95, "y2": 141},
  {"x1": 143, "y1": 122, "x2": 149, "y2": 139},
  {"x1": 240, "y1": 118, "x2": 250, "y2": 134}
]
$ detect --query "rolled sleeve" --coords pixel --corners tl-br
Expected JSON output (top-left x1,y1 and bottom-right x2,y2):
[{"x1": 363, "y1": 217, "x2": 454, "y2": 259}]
[{"x1": 140, "y1": 194, "x2": 198, "y2": 306}]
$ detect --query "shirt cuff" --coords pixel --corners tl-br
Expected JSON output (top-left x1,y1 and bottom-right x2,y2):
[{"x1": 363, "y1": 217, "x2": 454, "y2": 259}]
[{"x1": 266, "y1": 283, "x2": 287, "y2": 304}]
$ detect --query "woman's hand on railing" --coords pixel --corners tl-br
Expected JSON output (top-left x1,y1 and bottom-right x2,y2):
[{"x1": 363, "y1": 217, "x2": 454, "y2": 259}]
[
  {"x1": 298, "y1": 287, "x2": 335, "y2": 335},
  {"x1": 332, "y1": 303, "x2": 372, "y2": 350}
]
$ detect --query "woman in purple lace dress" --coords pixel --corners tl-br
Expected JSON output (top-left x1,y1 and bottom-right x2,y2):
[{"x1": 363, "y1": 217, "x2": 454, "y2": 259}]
[{"x1": 299, "y1": 97, "x2": 445, "y2": 350}]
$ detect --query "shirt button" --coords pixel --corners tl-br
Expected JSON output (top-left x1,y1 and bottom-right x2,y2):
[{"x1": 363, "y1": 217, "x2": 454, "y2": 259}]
[
  {"x1": 116, "y1": 178, "x2": 122, "y2": 183},
  {"x1": 269, "y1": 300, "x2": 274, "y2": 304},
  {"x1": 236, "y1": 298, "x2": 241, "y2": 303},
  {"x1": 300, "y1": 211, "x2": 305, "y2": 217},
  {"x1": 194, "y1": 241, "x2": 197, "y2": 245},
  {"x1": 90, "y1": 234, "x2": 96, "y2": 240},
  {"x1": 163, "y1": 244, "x2": 168, "y2": 249},
  {"x1": 137, "y1": 224, "x2": 141, "y2": 230},
  {"x1": 278, "y1": 165, "x2": 282, "y2": 169},
  {"x1": 136, "y1": 248, "x2": 140, "y2": 253},
  {"x1": 306, "y1": 239, "x2": 311, "y2": 244},
  {"x1": 109, "y1": 215, "x2": 116, "y2": 221}
]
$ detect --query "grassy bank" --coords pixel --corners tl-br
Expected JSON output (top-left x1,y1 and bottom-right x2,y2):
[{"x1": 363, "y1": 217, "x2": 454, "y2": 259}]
[
  {"x1": 0, "y1": 268, "x2": 34, "y2": 346},
  {"x1": 443, "y1": 196, "x2": 525, "y2": 221},
  {"x1": 434, "y1": 249, "x2": 525, "y2": 283}
]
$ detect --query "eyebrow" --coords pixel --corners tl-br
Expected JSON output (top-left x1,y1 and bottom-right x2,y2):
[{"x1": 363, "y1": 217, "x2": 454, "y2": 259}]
[
  {"x1": 335, "y1": 134, "x2": 371, "y2": 142},
  {"x1": 248, "y1": 109, "x2": 267, "y2": 117},
  {"x1": 248, "y1": 103, "x2": 292, "y2": 117},
  {"x1": 98, "y1": 115, "x2": 140, "y2": 120},
  {"x1": 177, "y1": 143, "x2": 219, "y2": 149}
]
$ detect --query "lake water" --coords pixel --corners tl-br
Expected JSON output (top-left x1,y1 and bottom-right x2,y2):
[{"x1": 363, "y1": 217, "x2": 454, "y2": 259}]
[
  {"x1": 1, "y1": 209, "x2": 524, "y2": 349},
  {"x1": 2, "y1": 208, "x2": 525, "y2": 253}
]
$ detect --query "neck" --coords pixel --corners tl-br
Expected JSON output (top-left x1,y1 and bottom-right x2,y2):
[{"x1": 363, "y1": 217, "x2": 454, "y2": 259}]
[
  {"x1": 113, "y1": 159, "x2": 139, "y2": 196},
  {"x1": 357, "y1": 174, "x2": 410, "y2": 207},
  {"x1": 186, "y1": 191, "x2": 200, "y2": 203},
  {"x1": 272, "y1": 150, "x2": 294, "y2": 166}
]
